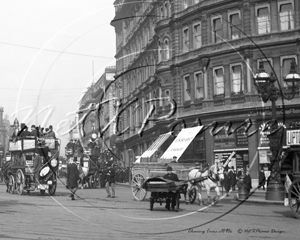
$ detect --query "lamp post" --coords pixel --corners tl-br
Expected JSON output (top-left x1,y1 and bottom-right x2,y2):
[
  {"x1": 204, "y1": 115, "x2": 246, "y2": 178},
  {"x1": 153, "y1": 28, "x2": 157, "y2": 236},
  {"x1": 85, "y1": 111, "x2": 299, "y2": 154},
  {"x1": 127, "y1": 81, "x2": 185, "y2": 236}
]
[{"x1": 253, "y1": 60, "x2": 300, "y2": 201}]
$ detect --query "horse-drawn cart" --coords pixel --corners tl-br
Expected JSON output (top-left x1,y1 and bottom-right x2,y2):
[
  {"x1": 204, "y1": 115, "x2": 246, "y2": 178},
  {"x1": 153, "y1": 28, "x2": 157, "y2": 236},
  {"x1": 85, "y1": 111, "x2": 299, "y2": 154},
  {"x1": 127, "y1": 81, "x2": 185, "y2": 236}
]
[{"x1": 142, "y1": 177, "x2": 187, "y2": 211}]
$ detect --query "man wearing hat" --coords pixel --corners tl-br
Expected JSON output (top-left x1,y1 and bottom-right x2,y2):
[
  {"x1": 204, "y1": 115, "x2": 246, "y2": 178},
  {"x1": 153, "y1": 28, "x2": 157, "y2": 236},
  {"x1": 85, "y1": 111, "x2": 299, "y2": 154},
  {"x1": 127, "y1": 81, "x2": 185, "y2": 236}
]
[
  {"x1": 105, "y1": 162, "x2": 116, "y2": 198},
  {"x1": 18, "y1": 123, "x2": 31, "y2": 137},
  {"x1": 45, "y1": 125, "x2": 56, "y2": 138},
  {"x1": 30, "y1": 125, "x2": 38, "y2": 137},
  {"x1": 163, "y1": 166, "x2": 179, "y2": 210},
  {"x1": 67, "y1": 157, "x2": 80, "y2": 200}
]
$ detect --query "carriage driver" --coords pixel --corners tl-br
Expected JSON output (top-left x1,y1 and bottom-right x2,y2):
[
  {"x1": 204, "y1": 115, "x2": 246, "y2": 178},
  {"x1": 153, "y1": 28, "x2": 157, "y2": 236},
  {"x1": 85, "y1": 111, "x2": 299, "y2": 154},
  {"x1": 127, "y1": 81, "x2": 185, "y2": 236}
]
[{"x1": 163, "y1": 166, "x2": 179, "y2": 211}]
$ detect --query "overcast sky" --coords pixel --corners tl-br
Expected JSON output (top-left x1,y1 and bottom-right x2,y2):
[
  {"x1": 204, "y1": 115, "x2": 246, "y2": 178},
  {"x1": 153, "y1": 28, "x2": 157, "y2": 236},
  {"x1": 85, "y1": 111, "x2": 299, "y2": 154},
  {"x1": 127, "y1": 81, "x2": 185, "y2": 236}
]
[{"x1": 0, "y1": 0, "x2": 116, "y2": 149}]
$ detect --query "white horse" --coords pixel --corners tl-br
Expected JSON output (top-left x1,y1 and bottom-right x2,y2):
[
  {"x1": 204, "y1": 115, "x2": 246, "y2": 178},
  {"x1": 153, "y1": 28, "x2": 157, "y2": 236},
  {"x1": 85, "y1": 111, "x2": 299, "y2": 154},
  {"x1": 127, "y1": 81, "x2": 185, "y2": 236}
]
[{"x1": 186, "y1": 164, "x2": 224, "y2": 205}]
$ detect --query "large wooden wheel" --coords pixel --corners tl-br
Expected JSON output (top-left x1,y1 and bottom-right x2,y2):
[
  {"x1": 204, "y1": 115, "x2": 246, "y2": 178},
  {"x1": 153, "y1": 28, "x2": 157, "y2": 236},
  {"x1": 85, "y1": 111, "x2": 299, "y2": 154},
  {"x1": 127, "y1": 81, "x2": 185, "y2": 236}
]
[
  {"x1": 131, "y1": 173, "x2": 147, "y2": 201},
  {"x1": 16, "y1": 170, "x2": 25, "y2": 195},
  {"x1": 189, "y1": 187, "x2": 197, "y2": 204},
  {"x1": 8, "y1": 175, "x2": 15, "y2": 194},
  {"x1": 48, "y1": 181, "x2": 57, "y2": 196},
  {"x1": 288, "y1": 179, "x2": 300, "y2": 219}
]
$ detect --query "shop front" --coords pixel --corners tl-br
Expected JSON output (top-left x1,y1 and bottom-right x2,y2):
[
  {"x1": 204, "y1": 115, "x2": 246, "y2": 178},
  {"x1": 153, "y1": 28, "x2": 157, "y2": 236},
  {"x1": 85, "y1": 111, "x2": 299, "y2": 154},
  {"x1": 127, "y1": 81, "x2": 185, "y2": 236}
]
[{"x1": 213, "y1": 127, "x2": 249, "y2": 172}]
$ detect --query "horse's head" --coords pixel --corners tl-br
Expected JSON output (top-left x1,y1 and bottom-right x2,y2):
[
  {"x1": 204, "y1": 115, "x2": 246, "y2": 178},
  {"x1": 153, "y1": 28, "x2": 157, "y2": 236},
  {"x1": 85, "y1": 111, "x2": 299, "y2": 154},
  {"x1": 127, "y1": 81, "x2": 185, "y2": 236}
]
[{"x1": 209, "y1": 164, "x2": 224, "y2": 181}]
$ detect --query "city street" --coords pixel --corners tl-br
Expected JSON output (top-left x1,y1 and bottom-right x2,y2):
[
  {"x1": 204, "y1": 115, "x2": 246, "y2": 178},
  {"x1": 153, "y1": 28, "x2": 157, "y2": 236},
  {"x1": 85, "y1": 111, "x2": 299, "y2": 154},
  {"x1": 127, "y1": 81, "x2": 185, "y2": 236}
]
[{"x1": 0, "y1": 180, "x2": 299, "y2": 240}]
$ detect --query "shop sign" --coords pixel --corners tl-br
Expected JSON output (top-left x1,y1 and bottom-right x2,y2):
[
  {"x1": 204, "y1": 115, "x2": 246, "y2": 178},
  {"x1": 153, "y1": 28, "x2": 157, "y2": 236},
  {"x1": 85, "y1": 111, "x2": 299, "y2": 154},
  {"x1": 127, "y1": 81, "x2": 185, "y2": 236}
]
[
  {"x1": 258, "y1": 123, "x2": 270, "y2": 147},
  {"x1": 214, "y1": 129, "x2": 236, "y2": 148},
  {"x1": 286, "y1": 129, "x2": 300, "y2": 145},
  {"x1": 235, "y1": 128, "x2": 248, "y2": 146}
]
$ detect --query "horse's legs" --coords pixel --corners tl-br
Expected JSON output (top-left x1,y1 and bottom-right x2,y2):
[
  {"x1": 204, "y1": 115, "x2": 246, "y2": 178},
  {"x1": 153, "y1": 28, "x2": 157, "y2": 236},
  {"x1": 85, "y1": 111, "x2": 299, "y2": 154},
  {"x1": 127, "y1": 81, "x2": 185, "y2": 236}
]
[
  {"x1": 213, "y1": 186, "x2": 221, "y2": 203},
  {"x1": 206, "y1": 187, "x2": 212, "y2": 204},
  {"x1": 185, "y1": 182, "x2": 192, "y2": 204},
  {"x1": 197, "y1": 185, "x2": 204, "y2": 206}
]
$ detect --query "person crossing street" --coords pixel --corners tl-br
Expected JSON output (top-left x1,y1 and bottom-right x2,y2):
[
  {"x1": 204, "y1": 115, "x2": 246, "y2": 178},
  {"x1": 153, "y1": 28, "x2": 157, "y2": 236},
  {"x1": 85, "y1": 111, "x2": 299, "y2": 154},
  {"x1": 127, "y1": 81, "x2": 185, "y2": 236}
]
[{"x1": 105, "y1": 160, "x2": 116, "y2": 198}]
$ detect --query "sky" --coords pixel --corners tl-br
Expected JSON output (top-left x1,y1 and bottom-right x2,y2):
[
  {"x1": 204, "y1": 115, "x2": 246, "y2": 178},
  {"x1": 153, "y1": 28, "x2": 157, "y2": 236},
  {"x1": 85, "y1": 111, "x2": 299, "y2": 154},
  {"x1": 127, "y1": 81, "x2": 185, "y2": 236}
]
[{"x1": 0, "y1": 0, "x2": 117, "y2": 150}]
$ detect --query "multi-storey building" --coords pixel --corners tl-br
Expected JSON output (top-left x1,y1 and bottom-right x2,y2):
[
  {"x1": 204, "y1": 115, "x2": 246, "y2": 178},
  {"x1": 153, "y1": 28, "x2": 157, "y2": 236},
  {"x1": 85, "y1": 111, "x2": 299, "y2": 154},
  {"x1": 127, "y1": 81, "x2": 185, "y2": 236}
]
[
  {"x1": 77, "y1": 66, "x2": 116, "y2": 150},
  {"x1": 111, "y1": 0, "x2": 300, "y2": 184},
  {"x1": 0, "y1": 107, "x2": 13, "y2": 166}
]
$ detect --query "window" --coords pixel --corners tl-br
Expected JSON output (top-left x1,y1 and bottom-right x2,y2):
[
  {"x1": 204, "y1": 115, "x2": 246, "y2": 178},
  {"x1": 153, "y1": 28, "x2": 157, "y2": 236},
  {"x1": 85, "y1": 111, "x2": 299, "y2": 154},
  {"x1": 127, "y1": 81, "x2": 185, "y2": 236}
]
[
  {"x1": 158, "y1": 41, "x2": 162, "y2": 62},
  {"x1": 213, "y1": 68, "x2": 224, "y2": 95},
  {"x1": 229, "y1": 12, "x2": 241, "y2": 39},
  {"x1": 279, "y1": 2, "x2": 294, "y2": 31},
  {"x1": 231, "y1": 65, "x2": 244, "y2": 93},
  {"x1": 212, "y1": 17, "x2": 223, "y2": 43},
  {"x1": 183, "y1": 28, "x2": 189, "y2": 52},
  {"x1": 281, "y1": 56, "x2": 297, "y2": 87},
  {"x1": 193, "y1": 22, "x2": 202, "y2": 49},
  {"x1": 164, "y1": 39, "x2": 170, "y2": 60},
  {"x1": 183, "y1": 75, "x2": 191, "y2": 101},
  {"x1": 257, "y1": 6, "x2": 270, "y2": 34},
  {"x1": 194, "y1": 72, "x2": 204, "y2": 99},
  {"x1": 183, "y1": 0, "x2": 188, "y2": 9}
]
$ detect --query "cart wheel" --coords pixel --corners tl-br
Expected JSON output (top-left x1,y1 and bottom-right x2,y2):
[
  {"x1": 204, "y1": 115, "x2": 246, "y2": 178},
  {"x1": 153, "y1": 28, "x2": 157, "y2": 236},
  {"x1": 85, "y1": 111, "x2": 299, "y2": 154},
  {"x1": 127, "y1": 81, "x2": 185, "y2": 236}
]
[
  {"x1": 150, "y1": 198, "x2": 154, "y2": 211},
  {"x1": 40, "y1": 190, "x2": 45, "y2": 195},
  {"x1": 189, "y1": 187, "x2": 197, "y2": 204},
  {"x1": 175, "y1": 192, "x2": 180, "y2": 212},
  {"x1": 131, "y1": 173, "x2": 147, "y2": 201},
  {"x1": 288, "y1": 179, "x2": 300, "y2": 219},
  {"x1": 16, "y1": 170, "x2": 24, "y2": 195},
  {"x1": 48, "y1": 181, "x2": 57, "y2": 196},
  {"x1": 8, "y1": 175, "x2": 15, "y2": 194}
]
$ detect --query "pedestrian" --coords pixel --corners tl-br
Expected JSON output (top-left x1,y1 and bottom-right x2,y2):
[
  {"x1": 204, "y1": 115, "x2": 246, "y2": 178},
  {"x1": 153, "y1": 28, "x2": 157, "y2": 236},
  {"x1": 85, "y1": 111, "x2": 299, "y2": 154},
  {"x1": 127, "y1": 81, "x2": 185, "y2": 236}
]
[
  {"x1": 228, "y1": 166, "x2": 237, "y2": 191},
  {"x1": 45, "y1": 125, "x2": 56, "y2": 138},
  {"x1": 67, "y1": 157, "x2": 80, "y2": 200},
  {"x1": 105, "y1": 162, "x2": 116, "y2": 198},
  {"x1": 244, "y1": 170, "x2": 252, "y2": 194},
  {"x1": 30, "y1": 125, "x2": 38, "y2": 137},
  {"x1": 223, "y1": 168, "x2": 231, "y2": 196},
  {"x1": 163, "y1": 166, "x2": 179, "y2": 210},
  {"x1": 258, "y1": 167, "x2": 266, "y2": 190},
  {"x1": 18, "y1": 123, "x2": 31, "y2": 138},
  {"x1": 33, "y1": 151, "x2": 43, "y2": 183}
]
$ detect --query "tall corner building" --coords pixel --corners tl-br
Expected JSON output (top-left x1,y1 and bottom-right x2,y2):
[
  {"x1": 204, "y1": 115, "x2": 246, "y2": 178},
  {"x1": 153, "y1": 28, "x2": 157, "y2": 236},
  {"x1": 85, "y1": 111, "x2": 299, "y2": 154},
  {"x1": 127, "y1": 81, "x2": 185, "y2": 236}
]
[{"x1": 111, "y1": 0, "x2": 300, "y2": 183}]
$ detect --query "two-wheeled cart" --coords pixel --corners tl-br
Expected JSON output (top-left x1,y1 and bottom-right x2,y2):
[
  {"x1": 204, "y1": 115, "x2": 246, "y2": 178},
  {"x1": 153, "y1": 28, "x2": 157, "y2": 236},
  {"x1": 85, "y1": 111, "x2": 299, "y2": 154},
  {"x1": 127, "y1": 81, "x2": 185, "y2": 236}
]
[{"x1": 142, "y1": 177, "x2": 187, "y2": 212}]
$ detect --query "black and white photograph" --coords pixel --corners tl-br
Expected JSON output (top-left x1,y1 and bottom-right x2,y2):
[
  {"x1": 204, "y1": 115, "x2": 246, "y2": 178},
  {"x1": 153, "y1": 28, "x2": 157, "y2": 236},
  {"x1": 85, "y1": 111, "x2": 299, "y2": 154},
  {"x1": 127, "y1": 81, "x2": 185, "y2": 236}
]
[{"x1": 0, "y1": 0, "x2": 300, "y2": 239}]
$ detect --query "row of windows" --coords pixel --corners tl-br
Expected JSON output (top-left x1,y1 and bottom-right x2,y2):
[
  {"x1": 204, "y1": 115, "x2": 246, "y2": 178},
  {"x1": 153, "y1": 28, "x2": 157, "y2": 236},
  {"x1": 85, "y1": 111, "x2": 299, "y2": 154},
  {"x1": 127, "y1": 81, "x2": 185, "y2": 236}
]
[
  {"x1": 183, "y1": 56, "x2": 298, "y2": 101},
  {"x1": 180, "y1": 1, "x2": 295, "y2": 52}
]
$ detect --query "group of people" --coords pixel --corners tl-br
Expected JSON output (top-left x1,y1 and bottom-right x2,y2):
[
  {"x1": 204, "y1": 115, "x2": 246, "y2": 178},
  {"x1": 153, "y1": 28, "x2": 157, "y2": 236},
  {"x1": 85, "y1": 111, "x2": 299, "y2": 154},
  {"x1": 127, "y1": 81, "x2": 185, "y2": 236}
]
[
  {"x1": 66, "y1": 157, "x2": 118, "y2": 200},
  {"x1": 12, "y1": 123, "x2": 56, "y2": 139}
]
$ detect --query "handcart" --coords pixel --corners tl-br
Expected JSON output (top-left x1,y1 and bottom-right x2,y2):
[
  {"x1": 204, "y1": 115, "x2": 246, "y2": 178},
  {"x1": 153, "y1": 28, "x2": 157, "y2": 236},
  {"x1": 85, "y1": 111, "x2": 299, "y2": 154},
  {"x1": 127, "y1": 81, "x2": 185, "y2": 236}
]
[{"x1": 142, "y1": 177, "x2": 188, "y2": 212}]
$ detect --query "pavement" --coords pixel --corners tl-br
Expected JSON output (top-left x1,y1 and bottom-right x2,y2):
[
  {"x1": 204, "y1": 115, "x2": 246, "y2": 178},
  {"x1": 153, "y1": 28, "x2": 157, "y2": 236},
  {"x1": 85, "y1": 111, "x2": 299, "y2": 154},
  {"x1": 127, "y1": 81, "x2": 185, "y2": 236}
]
[{"x1": 116, "y1": 182, "x2": 285, "y2": 206}]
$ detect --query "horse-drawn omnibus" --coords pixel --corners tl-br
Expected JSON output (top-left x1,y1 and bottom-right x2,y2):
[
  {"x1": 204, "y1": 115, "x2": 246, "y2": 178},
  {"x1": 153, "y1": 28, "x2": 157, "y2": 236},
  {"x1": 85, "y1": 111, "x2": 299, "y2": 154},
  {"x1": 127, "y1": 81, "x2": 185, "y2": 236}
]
[{"x1": 6, "y1": 136, "x2": 60, "y2": 196}]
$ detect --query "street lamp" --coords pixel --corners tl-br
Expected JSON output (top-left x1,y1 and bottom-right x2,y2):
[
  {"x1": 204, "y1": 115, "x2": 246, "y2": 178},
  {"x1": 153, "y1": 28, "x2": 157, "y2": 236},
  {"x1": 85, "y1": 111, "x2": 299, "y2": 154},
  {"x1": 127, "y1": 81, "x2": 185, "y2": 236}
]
[{"x1": 253, "y1": 60, "x2": 300, "y2": 201}]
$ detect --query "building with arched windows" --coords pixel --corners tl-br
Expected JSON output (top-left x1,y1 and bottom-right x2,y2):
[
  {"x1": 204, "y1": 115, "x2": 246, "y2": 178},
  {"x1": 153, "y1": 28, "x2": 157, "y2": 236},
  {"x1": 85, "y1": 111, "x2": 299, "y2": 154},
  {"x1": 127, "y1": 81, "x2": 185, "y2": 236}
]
[{"x1": 111, "y1": 0, "x2": 300, "y2": 185}]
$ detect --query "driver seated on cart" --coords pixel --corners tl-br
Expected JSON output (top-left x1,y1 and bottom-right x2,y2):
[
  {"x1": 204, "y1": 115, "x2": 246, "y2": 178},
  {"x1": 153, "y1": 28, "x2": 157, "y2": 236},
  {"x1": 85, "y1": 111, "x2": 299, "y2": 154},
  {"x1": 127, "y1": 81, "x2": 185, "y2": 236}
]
[{"x1": 163, "y1": 166, "x2": 179, "y2": 211}]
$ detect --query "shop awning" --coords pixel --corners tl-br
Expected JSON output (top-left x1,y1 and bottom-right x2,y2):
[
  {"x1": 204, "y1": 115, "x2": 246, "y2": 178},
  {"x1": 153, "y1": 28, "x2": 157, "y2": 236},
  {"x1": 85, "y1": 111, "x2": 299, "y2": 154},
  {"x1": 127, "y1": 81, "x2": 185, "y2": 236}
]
[
  {"x1": 160, "y1": 126, "x2": 203, "y2": 161},
  {"x1": 137, "y1": 132, "x2": 173, "y2": 162}
]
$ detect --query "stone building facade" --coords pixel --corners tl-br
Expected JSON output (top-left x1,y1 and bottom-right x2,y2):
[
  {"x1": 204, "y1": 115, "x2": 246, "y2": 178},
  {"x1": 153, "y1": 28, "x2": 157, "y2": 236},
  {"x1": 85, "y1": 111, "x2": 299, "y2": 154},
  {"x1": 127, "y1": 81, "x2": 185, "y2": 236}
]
[{"x1": 111, "y1": 0, "x2": 300, "y2": 182}]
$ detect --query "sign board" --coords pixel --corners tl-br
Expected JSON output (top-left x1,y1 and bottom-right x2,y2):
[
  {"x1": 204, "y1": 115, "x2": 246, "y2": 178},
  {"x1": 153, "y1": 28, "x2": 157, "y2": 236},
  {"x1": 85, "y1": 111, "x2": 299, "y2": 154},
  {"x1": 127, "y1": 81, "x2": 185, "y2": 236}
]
[
  {"x1": 160, "y1": 126, "x2": 203, "y2": 161},
  {"x1": 214, "y1": 129, "x2": 236, "y2": 148},
  {"x1": 45, "y1": 139, "x2": 55, "y2": 149},
  {"x1": 286, "y1": 129, "x2": 300, "y2": 145},
  {"x1": 9, "y1": 141, "x2": 22, "y2": 151},
  {"x1": 23, "y1": 139, "x2": 36, "y2": 150}
]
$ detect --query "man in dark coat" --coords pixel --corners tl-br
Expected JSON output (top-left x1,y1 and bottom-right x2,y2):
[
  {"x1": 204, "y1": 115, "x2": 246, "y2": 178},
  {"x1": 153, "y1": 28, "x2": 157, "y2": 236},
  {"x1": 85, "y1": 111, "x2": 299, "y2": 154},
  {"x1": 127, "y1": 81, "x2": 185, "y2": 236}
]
[
  {"x1": 18, "y1": 124, "x2": 31, "y2": 138},
  {"x1": 30, "y1": 125, "x2": 38, "y2": 137},
  {"x1": 222, "y1": 168, "x2": 231, "y2": 196},
  {"x1": 33, "y1": 152, "x2": 43, "y2": 184},
  {"x1": 258, "y1": 168, "x2": 266, "y2": 190},
  {"x1": 67, "y1": 158, "x2": 80, "y2": 200},
  {"x1": 245, "y1": 170, "x2": 252, "y2": 194},
  {"x1": 228, "y1": 166, "x2": 237, "y2": 191},
  {"x1": 163, "y1": 166, "x2": 179, "y2": 210},
  {"x1": 105, "y1": 162, "x2": 116, "y2": 198}
]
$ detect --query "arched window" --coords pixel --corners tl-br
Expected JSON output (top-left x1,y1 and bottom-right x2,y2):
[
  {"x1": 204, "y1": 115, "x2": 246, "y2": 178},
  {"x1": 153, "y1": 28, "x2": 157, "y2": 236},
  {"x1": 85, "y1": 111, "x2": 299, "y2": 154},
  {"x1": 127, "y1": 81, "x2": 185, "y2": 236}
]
[
  {"x1": 167, "y1": 1, "x2": 171, "y2": 17},
  {"x1": 164, "y1": 2, "x2": 168, "y2": 18},
  {"x1": 164, "y1": 39, "x2": 170, "y2": 60},
  {"x1": 158, "y1": 40, "x2": 162, "y2": 62}
]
